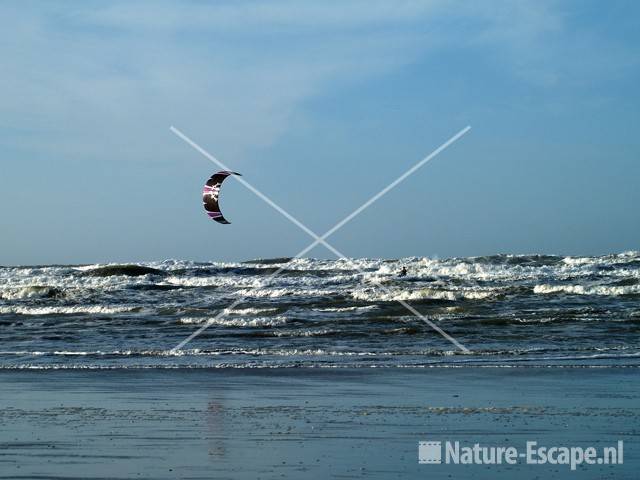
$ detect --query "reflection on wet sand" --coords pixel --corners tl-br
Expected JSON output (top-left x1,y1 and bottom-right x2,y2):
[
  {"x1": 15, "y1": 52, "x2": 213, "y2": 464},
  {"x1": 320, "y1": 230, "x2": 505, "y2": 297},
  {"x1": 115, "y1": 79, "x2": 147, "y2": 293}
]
[{"x1": 207, "y1": 397, "x2": 226, "y2": 458}]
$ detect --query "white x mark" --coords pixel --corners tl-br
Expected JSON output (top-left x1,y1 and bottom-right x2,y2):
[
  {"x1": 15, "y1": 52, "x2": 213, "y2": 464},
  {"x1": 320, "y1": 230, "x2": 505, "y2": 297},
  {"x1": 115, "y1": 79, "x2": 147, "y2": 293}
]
[{"x1": 170, "y1": 125, "x2": 471, "y2": 353}]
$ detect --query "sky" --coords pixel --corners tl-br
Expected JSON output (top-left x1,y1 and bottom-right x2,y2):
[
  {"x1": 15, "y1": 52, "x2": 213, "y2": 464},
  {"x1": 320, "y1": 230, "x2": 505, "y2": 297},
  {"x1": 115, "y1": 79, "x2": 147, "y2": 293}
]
[{"x1": 1, "y1": 0, "x2": 639, "y2": 265}]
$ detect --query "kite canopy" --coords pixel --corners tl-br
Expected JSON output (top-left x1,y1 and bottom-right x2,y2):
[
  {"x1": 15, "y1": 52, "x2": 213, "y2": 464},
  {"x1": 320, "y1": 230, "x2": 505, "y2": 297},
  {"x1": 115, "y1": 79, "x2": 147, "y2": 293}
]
[{"x1": 202, "y1": 171, "x2": 241, "y2": 224}]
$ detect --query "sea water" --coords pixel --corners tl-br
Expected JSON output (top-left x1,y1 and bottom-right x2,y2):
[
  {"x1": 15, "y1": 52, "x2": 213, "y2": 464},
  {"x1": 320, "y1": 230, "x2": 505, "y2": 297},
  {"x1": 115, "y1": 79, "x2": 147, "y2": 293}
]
[{"x1": 1, "y1": 252, "x2": 639, "y2": 369}]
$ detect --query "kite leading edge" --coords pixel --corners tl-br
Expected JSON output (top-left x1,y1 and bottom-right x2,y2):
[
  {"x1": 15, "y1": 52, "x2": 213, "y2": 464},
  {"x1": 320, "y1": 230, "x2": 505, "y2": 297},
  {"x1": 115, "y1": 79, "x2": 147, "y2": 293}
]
[{"x1": 202, "y1": 171, "x2": 242, "y2": 224}]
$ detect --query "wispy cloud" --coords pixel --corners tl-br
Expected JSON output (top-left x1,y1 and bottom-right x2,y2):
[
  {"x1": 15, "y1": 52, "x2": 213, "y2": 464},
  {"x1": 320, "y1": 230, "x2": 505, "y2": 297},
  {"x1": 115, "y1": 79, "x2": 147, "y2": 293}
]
[
  {"x1": 0, "y1": 1, "x2": 635, "y2": 161},
  {"x1": 0, "y1": 2, "x2": 442, "y2": 159}
]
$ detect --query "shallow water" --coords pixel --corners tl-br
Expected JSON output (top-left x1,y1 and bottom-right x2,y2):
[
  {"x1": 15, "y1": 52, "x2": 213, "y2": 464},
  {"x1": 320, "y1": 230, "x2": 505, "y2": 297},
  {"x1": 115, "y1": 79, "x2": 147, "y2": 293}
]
[{"x1": 1, "y1": 252, "x2": 639, "y2": 369}]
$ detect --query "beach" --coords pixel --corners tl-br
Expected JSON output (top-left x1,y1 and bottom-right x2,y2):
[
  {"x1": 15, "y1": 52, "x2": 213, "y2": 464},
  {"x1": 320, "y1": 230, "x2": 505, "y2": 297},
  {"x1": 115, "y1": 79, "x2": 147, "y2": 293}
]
[
  {"x1": 1, "y1": 367, "x2": 637, "y2": 479},
  {"x1": 1, "y1": 254, "x2": 638, "y2": 477}
]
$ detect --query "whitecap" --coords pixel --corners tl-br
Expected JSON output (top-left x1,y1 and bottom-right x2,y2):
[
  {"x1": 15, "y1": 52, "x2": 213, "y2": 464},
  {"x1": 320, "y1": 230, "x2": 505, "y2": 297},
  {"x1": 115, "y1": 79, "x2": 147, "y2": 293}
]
[
  {"x1": 0, "y1": 305, "x2": 139, "y2": 315},
  {"x1": 533, "y1": 284, "x2": 640, "y2": 296},
  {"x1": 178, "y1": 316, "x2": 287, "y2": 327},
  {"x1": 352, "y1": 287, "x2": 496, "y2": 302},
  {"x1": 0, "y1": 286, "x2": 63, "y2": 300}
]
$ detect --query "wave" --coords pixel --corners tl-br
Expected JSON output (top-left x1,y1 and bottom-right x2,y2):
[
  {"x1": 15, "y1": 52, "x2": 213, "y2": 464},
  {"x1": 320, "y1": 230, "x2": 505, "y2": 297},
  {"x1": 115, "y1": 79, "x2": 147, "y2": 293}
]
[
  {"x1": 561, "y1": 251, "x2": 640, "y2": 267},
  {"x1": 1, "y1": 344, "x2": 636, "y2": 358},
  {"x1": 1, "y1": 345, "x2": 639, "y2": 370},
  {"x1": 0, "y1": 286, "x2": 64, "y2": 300},
  {"x1": 242, "y1": 257, "x2": 294, "y2": 265},
  {"x1": 270, "y1": 328, "x2": 339, "y2": 337},
  {"x1": 314, "y1": 305, "x2": 379, "y2": 313},
  {"x1": 181, "y1": 265, "x2": 344, "y2": 277},
  {"x1": 178, "y1": 316, "x2": 287, "y2": 327},
  {"x1": 163, "y1": 276, "x2": 222, "y2": 287},
  {"x1": 352, "y1": 287, "x2": 497, "y2": 302},
  {"x1": 79, "y1": 264, "x2": 167, "y2": 277},
  {"x1": 533, "y1": 284, "x2": 640, "y2": 296},
  {"x1": 223, "y1": 307, "x2": 278, "y2": 315},
  {"x1": 0, "y1": 305, "x2": 140, "y2": 315},
  {"x1": 235, "y1": 287, "x2": 339, "y2": 298}
]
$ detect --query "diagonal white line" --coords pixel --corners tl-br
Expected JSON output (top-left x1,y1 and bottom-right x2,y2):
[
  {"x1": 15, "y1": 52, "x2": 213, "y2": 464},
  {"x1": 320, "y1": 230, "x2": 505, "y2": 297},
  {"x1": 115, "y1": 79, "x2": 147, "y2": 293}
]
[
  {"x1": 320, "y1": 126, "x2": 471, "y2": 241},
  {"x1": 171, "y1": 125, "x2": 470, "y2": 255},
  {"x1": 171, "y1": 126, "x2": 321, "y2": 242},
  {"x1": 170, "y1": 125, "x2": 471, "y2": 353},
  {"x1": 170, "y1": 238, "x2": 321, "y2": 352},
  {"x1": 318, "y1": 243, "x2": 470, "y2": 353}
]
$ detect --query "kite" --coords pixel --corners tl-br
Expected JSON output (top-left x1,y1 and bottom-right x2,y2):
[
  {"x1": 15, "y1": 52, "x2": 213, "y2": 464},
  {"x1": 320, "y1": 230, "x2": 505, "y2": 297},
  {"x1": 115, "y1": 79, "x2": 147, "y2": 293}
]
[{"x1": 202, "y1": 171, "x2": 241, "y2": 224}]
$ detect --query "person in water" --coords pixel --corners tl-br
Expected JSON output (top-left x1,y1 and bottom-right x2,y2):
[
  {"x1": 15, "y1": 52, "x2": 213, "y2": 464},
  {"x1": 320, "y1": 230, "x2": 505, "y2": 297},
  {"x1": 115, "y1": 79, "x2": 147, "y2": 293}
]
[{"x1": 399, "y1": 266, "x2": 407, "y2": 277}]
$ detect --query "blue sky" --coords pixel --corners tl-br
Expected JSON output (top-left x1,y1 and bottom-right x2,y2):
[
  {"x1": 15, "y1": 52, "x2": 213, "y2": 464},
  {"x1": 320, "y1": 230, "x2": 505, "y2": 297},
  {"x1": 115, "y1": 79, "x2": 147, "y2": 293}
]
[{"x1": 1, "y1": 1, "x2": 639, "y2": 265}]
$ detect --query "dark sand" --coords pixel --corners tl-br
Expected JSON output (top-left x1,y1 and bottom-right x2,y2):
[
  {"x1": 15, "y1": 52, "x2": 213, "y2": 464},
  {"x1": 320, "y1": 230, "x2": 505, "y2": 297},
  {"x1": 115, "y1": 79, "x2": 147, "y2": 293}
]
[{"x1": 0, "y1": 368, "x2": 637, "y2": 479}]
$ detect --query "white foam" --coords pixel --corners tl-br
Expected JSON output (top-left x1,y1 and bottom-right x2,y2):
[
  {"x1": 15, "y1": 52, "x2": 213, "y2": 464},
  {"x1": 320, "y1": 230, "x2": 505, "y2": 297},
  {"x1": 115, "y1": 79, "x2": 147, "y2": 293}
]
[
  {"x1": 2, "y1": 253, "x2": 636, "y2": 300},
  {"x1": 236, "y1": 287, "x2": 337, "y2": 298},
  {"x1": 223, "y1": 307, "x2": 278, "y2": 315},
  {"x1": 561, "y1": 257, "x2": 596, "y2": 266},
  {"x1": 562, "y1": 251, "x2": 640, "y2": 267},
  {"x1": 178, "y1": 316, "x2": 287, "y2": 327},
  {"x1": 223, "y1": 348, "x2": 378, "y2": 356},
  {"x1": 314, "y1": 305, "x2": 379, "y2": 313},
  {"x1": 0, "y1": 349, "x2": 187, "y2": 357},
  {"x1": 534, "y1": 284, "x2": 640, "y2": 296},
  {"x1": 0, "y1": 305, "x2": 139, "y2": 315},
  {"x1": 271, "y1": 328, "x2": 337, "y2": 337},
  {"x1": 0, "y1": 286, "x2": 61, "y2": 300},
  {"x1": 352, "y1": 287, "x2": 496, "y2": 302},
  {"x1": 164, "y1": 276, "x2": 221, "y2": 287}
]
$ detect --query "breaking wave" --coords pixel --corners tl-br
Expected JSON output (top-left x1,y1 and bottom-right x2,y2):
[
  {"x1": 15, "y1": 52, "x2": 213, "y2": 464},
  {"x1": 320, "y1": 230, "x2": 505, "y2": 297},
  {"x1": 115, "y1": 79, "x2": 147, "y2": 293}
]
[
  {"x1": 534, "y1": 284, "x2": 640, "y2": 296},
  {"x1": 178, "y1": 316, "x2": 287, "y2": 327},
  {"x1": 0, "y1": 286, "x2": 64, "y2": 300},
  {"x1": 0, "y1": 305, "x2": 140, "y2": 315},
  {"x1": 352, "y1": 287, "x2": 497, "y2": 302}
]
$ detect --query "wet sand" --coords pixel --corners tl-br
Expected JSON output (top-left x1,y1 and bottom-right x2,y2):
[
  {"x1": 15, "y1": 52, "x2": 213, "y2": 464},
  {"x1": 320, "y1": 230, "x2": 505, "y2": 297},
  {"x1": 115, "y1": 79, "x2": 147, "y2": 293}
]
[{"x1": 0, "y1": 368, "x2": 638, "y2": 479}]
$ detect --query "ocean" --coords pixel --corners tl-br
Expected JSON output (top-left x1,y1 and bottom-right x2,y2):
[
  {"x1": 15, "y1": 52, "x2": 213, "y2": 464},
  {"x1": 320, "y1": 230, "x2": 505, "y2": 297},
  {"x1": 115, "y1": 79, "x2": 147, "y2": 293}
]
[{"x1": 1, "y1": 252, "x2": 639, "y2": 369}]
